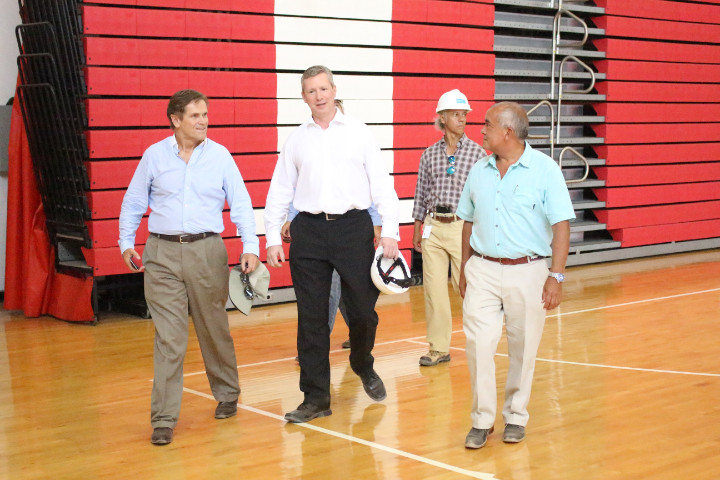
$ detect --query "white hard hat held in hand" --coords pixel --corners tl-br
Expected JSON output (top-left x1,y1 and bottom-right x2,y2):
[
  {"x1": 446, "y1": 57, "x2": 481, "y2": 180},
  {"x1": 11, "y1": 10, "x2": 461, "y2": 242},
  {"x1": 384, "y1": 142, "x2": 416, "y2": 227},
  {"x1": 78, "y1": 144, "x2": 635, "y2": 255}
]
[{"x1": 371, "y1": 246, "x2": 413, "y2": 295}]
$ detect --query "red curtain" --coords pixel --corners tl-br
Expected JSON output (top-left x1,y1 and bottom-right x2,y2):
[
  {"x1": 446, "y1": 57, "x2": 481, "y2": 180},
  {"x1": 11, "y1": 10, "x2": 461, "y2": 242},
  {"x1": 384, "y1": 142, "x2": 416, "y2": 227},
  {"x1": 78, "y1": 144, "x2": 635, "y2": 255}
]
[{"x1": 4, "y1": 87, "x2": 95, "y2": 322}]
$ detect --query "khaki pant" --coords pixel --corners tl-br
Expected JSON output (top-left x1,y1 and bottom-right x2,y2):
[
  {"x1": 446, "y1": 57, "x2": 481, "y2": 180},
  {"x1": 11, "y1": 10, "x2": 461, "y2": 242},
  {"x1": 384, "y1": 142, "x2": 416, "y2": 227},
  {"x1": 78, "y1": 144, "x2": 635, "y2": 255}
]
[
  {"x1": 143, "y1": 234, "x2": 239, "y2": 428},
  {"x1": 421, "y1": 217, "x2": 463, "y2": 353},
  {"x1": 463, "y1": 255, "x2": 548, "y2": 429}
]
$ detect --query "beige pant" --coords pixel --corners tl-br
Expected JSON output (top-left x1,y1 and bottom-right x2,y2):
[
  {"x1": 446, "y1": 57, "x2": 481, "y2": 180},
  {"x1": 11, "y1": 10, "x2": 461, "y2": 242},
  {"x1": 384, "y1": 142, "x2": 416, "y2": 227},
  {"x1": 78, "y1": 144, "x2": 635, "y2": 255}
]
[
  {"x1": 463, "y1": 255, "x2": 548, "y2": 429},
  {"x1": 143, "y1": 234, "x2": 239, "y2": 428},
  {"x1": 421, "y1": 217, "x2": 463, "y2": 353}
]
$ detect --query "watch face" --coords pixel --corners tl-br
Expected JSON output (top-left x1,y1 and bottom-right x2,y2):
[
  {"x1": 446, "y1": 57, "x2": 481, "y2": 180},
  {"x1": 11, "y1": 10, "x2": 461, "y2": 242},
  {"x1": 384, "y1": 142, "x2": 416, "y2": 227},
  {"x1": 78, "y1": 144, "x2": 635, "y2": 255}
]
[{"x1": 550, "y1": 272, "x2": 564, "y2": 282}]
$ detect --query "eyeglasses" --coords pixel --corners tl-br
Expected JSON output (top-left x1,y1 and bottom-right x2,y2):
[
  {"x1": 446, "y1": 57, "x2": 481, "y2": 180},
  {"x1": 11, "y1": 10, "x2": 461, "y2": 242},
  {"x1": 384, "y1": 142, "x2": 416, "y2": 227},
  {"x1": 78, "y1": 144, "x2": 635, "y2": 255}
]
[
  {"x1": 446, "y1": 155, "x2": 456, "y2": 175},
  {"x1": 240, "y1": 272, "x2": 255, "y2": 300}
]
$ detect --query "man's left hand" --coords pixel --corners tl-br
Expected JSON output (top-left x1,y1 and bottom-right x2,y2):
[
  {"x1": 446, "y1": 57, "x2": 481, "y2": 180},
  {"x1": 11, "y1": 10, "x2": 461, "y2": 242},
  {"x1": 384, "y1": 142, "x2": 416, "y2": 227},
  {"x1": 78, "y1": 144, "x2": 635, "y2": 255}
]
[
  {"x1": 240, "y1": 253, "x2": 259, "y2": 273},
  {"x1": 542, "y1": 277, "x2": 562, "y2": 310},
  {"x1": 379, "y1": 237, "x2": 399, "y2": 259}
]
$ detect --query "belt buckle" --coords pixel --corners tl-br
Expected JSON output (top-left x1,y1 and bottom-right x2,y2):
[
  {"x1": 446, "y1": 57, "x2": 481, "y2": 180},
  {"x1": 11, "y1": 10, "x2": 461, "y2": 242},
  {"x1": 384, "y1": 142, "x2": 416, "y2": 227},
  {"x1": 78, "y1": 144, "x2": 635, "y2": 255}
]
[
  {"x1": 178, "y1": 234, "x2": 192, "y2": 244},
  {"x1": 324, "y1": 213, "x2": 336, "y2": 221}
]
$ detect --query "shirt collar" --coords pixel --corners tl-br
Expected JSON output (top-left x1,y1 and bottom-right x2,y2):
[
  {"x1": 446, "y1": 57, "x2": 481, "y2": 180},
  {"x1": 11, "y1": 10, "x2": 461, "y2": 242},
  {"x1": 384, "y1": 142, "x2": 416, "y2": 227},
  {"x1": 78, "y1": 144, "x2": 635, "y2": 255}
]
[
  {"x1": 306, "y1": 107, "x2": 346, "y2": 128},
  {"x1": 441, "y1": 133, "x2": 467, "y2": 149},
  {"x1": 170, "y1": 135, "x2": 208, "y2": 153},
  {"x1": 487, "y1": 141, "x2": 534, "y2": 169}
]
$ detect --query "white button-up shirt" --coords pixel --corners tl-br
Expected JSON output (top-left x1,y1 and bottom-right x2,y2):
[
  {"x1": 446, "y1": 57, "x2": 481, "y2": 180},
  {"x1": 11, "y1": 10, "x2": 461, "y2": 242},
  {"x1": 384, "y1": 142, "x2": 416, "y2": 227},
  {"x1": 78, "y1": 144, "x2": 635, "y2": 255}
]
[{"x1": 264, "y1": 109, "x2": 400, "y2": 247}]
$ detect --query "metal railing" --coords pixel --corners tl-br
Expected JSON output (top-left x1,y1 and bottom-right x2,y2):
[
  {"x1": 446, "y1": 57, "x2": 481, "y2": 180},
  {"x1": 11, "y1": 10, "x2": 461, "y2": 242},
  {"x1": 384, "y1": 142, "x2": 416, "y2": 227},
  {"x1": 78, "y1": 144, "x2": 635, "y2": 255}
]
[
  {"x1": 558, "y1": 146, "x2": 589, "y2": 183},
  {"x1": 530, "y1": 1, "x2": 595, "y2": 184},
  {"x1": 527, "y1": 100, "x2": 556, "y2": 159}
]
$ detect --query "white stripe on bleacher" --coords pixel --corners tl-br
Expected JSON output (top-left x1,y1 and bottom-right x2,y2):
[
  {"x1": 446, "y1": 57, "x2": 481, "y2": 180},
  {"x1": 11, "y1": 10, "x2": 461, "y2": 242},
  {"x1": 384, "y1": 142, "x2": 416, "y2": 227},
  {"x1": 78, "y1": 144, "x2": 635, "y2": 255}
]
[
  {"x1": 276, "y1": 45, "x2": 393, "y2": 73},
  {"x1": 276, "y1": 99, "x2": 394, "y2": 126},
  {"x1": 277, "y1": 74, "x2": 394, "y2": 100},
  {"x1": 274, "y1": 17, "x2": 392, "y2": 46},
  {"x1": 274, "y1": 0, "x2": 392, "y2": 21}
]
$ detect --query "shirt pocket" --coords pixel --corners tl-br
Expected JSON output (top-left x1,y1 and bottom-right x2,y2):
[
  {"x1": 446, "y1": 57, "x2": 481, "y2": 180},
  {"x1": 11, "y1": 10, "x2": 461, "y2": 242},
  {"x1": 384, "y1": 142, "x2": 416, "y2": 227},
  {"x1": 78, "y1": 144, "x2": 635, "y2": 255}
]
[{"x1": 509, "y1": 183, "x2": 542, "y2": 216}]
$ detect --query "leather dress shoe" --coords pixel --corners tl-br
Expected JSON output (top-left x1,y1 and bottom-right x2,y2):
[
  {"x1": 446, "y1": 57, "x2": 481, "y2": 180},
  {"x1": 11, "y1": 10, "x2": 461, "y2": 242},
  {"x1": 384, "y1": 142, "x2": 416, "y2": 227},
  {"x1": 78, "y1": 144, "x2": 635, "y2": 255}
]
[
  {"x1": 151, "y1": 427, "x2": 173, "y2": 445},
  {"x1": 215, "y1": 401, "x2": 238, "y2": 419},
  {"x1": 284, "y1": 402, "x2": 332, "y2": 423},
  {"x1": 360, "y1": 370, "x2": 387, "y2": 402},
  {"x1": 465, "y1": 426, "x2": 494, "y2": 449}
]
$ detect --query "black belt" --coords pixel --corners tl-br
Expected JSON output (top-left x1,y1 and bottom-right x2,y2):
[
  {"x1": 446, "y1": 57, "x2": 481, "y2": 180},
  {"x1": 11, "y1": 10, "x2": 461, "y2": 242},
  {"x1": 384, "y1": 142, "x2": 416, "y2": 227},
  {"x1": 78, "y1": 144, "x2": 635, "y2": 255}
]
[
  {"x1": 472, "y1": 250, "x2": 545, "y2": 265},
  {"x1": 300, "y1": 209, "x2": 365, "y2": 221},
  {"x1": 151, "y1": 232, "x2": 218, "y2": 243}
]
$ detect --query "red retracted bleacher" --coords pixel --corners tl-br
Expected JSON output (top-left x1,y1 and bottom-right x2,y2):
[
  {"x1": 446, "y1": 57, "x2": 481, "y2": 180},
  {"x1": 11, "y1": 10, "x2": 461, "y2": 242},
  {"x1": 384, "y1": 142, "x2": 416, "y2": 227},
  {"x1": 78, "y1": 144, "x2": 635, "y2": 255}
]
[
  {"x1": 592, "y1": 0, "x2": 720, "y2": 248},
  {"x1": 79, "y1": 0, "x2": 497, "y2": 301}
]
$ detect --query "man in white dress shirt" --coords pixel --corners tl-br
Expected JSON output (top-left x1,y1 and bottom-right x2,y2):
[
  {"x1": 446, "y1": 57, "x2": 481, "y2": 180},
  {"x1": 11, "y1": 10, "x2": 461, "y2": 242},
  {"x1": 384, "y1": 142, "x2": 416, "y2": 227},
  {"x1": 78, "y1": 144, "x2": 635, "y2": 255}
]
[{"x1": 264, "y1": 65, "x2": 401, "y2": 423}]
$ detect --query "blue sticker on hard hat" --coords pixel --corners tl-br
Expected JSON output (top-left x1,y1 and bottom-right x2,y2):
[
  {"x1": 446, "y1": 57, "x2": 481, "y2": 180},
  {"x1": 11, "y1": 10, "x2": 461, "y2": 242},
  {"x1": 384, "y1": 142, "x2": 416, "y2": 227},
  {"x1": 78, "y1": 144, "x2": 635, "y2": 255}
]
[{"x1": 457, "y1": 99, "x2": 467, "y2": 104}]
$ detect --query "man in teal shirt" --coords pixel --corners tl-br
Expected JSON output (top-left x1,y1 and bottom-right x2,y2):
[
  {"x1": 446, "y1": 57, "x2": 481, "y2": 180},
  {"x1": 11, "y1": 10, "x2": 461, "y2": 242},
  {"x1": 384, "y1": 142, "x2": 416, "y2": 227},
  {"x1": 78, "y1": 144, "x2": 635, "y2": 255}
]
[{"x1": 456, "y1": 102, "x2": 575, "y2": 449}]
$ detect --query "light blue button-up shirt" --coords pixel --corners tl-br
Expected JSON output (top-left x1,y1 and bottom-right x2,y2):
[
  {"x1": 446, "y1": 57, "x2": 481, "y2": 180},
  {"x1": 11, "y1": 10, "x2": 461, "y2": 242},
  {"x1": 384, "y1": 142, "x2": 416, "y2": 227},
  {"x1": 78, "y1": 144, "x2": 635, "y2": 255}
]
[
  {"x1": 119, "y1": 135, "x2": 259, "y2": 256},
  {"x1": 456, "y1": 142, "x2": 575, "y2": 258}
]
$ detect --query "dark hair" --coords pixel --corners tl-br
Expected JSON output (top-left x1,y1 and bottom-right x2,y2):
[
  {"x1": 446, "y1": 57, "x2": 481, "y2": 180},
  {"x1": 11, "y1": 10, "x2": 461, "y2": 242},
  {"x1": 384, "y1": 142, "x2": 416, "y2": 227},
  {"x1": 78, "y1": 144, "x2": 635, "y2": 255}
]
[
  {"x1": 301, "y1": 65, "x2": 335, "y2": 91},
  {"x1": 166, "y1": 89, "x2": 208, "y2": 128}
]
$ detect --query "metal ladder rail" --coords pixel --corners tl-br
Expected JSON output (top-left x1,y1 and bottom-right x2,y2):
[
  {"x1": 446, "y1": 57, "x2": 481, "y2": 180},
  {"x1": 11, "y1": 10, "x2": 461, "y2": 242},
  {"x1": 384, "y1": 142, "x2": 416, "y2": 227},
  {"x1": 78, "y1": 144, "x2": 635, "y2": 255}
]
[
  {"x1": 527, "y1": 99, "x2": 556, "y2": 159},
  {"x1": 550, "y1": 8, "x2": 589, "y2": 100},
  {"x1": 556, "y1": 54, "x2": 596, "y2": 146},
  {"x1": 549, "y1": 1, "x2": 594, "y2": 184},
  {"x1": 559, "y1": 146, "x2": 590, "y2": 183}
]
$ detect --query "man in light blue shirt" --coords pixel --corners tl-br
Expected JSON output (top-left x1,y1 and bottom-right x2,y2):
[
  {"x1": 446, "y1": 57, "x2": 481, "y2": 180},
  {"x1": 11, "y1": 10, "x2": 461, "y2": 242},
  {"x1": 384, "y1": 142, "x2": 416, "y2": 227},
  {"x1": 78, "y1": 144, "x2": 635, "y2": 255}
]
[
  {"x1": 456, "y1": 102, "x2": 574, "y2": 449},
  {"x1": 119, "y1": 89, "x2": 259, "y2": 446}
]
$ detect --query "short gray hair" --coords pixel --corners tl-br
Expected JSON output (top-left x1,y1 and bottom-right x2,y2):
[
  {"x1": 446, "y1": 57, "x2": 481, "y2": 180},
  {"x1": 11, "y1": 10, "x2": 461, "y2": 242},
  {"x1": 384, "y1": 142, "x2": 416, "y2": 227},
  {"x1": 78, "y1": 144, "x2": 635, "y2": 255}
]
[
  {"x1": 494, "y1": 102, "x2": 529, "y2": 140},
  {"x1": 301, "y1": 65, "x2": 335, "y2": 90}
]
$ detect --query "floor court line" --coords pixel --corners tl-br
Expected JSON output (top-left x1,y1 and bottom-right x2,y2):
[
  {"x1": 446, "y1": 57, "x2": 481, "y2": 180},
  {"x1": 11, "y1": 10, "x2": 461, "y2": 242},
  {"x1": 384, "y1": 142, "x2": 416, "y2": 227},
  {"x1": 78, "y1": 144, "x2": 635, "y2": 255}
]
[
  {"x1": 438, "y1": 343, "x2": 720, "y2": 378},
  {"x1": 545, "y1": 286, "x2": 720, "y2": 318},
  {"x1": 181, "y1": 286, "x2": 720, "y2": 379},
  {"x1": 182, "y1": 387, "x2": 499, "y2": 480}
]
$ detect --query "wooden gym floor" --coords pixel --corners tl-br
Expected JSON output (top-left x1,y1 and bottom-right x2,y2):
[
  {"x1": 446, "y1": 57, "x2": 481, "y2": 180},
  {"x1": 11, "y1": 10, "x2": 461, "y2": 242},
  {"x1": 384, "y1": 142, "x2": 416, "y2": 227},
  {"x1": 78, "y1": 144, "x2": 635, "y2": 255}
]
[{"x1": 1, "y1": 249, "x2": 719, "y2": 479}]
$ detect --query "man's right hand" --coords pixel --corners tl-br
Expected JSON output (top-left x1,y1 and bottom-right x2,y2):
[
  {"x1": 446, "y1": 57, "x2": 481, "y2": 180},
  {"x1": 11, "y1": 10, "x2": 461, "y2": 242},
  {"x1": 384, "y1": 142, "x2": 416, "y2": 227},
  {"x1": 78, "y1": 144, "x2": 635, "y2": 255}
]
[
  {"x1": 412, "y1": 220, "x2": 423, "y2": 253},
  {"x1": 267, "y1": 245, "x2": 286, "y2": 268},
  {"x1": 122, "y1": 248, "x2": 144, "y2": 272},
  {"x1": 281, "y1": 221, "x2": 292, "y2": 243}
]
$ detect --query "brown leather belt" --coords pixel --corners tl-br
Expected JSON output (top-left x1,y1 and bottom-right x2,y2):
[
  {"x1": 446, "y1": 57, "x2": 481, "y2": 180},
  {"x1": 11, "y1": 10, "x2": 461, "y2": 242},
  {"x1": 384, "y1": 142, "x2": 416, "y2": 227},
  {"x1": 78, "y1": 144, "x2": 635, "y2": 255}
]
[
  {"x1": 472, "y1": 250, "x2": 545, "y2": 265},
  {"x1": 431, "y1": 213, "x2": 459, "y2": 223},
  {"x1": 151, "y1": 232, "x2": 218, "y2": 244}
]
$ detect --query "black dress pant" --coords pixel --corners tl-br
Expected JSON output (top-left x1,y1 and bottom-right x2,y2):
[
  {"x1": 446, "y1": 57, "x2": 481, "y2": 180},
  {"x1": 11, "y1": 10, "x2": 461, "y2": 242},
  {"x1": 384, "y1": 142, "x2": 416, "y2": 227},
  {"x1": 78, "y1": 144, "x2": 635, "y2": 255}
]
[{"x1": 289, "y1": 209, "x2": 380, "y2": 407}]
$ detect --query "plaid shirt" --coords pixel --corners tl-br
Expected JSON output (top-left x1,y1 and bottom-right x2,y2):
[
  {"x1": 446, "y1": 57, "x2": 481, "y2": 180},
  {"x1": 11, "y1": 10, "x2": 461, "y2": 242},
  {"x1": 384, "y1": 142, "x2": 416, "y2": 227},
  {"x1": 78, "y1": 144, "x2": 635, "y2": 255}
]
[{"x1": 412, "y1": 134, "x2": 487, "y2": 221}]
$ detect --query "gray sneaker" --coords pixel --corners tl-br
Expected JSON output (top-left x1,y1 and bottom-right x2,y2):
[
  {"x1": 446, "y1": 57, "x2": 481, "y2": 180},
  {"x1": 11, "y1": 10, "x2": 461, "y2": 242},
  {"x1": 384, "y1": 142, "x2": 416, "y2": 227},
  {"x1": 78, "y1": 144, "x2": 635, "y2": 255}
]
[
  {"x1": 503, "y1": 424, "x2": 526, "y2": 443},
  {"x1": 465, "y1": 426, "x2": 494, "y2": 449}
]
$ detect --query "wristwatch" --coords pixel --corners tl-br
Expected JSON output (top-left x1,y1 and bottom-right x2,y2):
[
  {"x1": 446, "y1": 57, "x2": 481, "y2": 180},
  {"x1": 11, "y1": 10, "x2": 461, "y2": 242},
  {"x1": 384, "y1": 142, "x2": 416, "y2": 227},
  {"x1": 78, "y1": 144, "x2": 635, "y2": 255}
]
[{"x1": 548, "y1": 272, "x2": 565, "y2": 283}]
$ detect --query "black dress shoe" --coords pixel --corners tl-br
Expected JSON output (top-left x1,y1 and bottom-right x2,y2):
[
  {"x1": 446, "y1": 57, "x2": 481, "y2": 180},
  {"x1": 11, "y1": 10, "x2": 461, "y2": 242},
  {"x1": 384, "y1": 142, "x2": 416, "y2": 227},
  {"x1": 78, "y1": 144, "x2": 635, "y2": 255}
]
[
  {"x1": 151, "y1": 427, "x2": 173, "y2": 445},
  {"x1": 215, "y1": 401, "x2": 238, "y2": 419},
  {"x1": 284, "y1": 402, "x2": 332, "y2": 423},
  {"x1": 360, "y1": 370, "x2": 387, "y2": 402}
]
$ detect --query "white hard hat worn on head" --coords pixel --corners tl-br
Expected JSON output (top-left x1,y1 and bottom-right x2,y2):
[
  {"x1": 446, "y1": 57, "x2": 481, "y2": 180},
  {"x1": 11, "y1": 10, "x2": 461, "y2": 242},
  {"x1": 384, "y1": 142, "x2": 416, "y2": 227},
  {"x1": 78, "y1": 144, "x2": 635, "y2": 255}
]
[
  {"x1": 436, "y1": 89, "x2": 472, "y2": 113},
  {"x1": 229, "y1": 262, "x2": 271, "y2": 315},
  {"x1": 371, "y1": 246, "x2": 413, "y2": 295}
]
